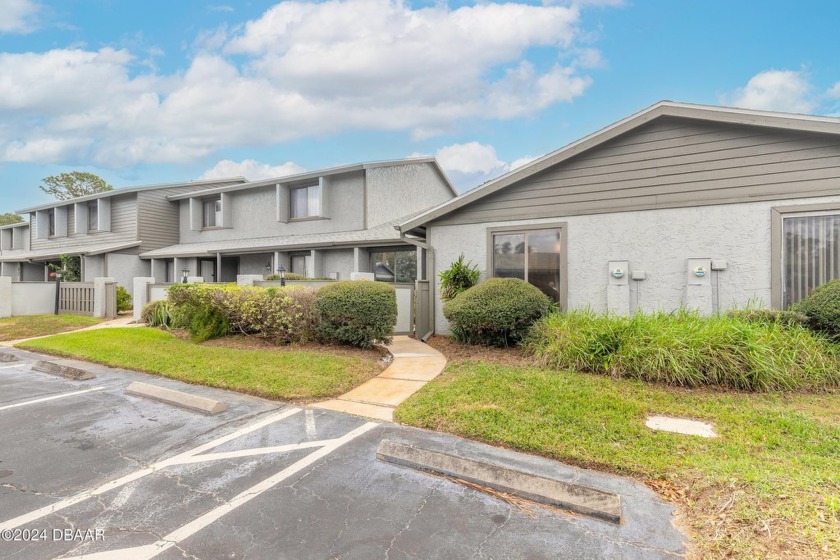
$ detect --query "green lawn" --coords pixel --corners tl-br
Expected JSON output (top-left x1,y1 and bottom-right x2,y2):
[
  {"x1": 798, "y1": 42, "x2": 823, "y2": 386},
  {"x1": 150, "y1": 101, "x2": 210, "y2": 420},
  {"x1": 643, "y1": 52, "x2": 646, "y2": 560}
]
[
  {"x1": 0, "y1": 314, "x2": 101, "y2": 342},
  {"x1": 18, "y1": 327, "x2": 381, "y2": 402},
  {"x1": 395, "y1": 359, "x2": 840, "y2": 559}
]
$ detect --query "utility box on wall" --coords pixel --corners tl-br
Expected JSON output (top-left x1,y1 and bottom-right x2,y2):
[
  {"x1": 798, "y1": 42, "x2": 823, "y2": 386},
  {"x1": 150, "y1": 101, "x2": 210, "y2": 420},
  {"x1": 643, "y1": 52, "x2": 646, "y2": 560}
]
[
  {"x1": 685, "y1": 258, "x2": 713, "y2": 314},
  {"x1": 607, "y1": 260, "x2": 630, "y2": 315}
]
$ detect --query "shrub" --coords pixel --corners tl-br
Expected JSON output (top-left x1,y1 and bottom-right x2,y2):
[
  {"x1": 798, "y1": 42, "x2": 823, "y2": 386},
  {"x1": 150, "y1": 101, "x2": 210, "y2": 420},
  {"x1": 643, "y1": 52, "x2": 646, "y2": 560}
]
[
  {"x1": 792, "y1": 280, "x2": 840, "y2": 341},
  {"x1": 528, "y1": 310, "x2": 840, "y2": 391},
  {"x1": 116, "y1": 285, "x2": 132, "y2": 312},
  {"x1": 265, "y1": 272, "x2": 309, "y2": 281},
  {"x1": 166, "y1": 284, "x2": 230, "y2": 341},
  {"x1": 141, "y1": 300, "x2": 173, "y2": 328},
  {"x1": 314, "y1": 281, "x2": 397, "y2": 348},
  {"x1": 439, "y1": 254, "x2": 481, "y2": 301},
  {"x1": 444, "y1": 278, "x2": 552, "y2": 347},
  {"x1": 213, "y1": 285, "x2": 317, "y2": 344}
]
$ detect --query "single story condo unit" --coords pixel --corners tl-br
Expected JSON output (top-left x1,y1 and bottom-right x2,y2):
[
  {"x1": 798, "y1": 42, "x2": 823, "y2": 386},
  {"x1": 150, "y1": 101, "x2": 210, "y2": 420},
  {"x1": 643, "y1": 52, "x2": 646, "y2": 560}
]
[{"x1": 398, "y1": 101, "x2": 840, "y2": 334}]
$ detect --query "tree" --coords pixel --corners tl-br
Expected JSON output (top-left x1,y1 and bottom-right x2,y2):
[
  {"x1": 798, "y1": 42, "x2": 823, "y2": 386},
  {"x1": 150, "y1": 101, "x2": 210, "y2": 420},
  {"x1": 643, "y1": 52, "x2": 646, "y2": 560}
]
[
  {"x1": 0, "y1": 212, "x2": 23, "y2": 226},
  {"x1": 39, "y1": 172, "x2": 113, "y2": 201}
]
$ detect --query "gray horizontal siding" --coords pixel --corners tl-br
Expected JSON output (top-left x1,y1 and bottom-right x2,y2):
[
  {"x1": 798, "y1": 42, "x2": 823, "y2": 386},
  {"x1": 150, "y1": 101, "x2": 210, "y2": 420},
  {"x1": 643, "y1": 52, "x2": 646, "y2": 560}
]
[
  {"x1": 139, "y1": 183, "x2": 234, "y2": 252},
  {"x1": 30, "y1": 194, "x2": 138, "y2": 252},
  {"x1": 432, "y1": 118, "x2": 840, "y2": 226}
]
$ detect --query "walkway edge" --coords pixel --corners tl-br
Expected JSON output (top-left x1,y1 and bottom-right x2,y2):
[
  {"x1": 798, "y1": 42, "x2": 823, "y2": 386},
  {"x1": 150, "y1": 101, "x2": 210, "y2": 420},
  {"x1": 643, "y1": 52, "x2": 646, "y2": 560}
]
[{"x1": 377, "y1": 439, "x2": 622, "y2": 524}]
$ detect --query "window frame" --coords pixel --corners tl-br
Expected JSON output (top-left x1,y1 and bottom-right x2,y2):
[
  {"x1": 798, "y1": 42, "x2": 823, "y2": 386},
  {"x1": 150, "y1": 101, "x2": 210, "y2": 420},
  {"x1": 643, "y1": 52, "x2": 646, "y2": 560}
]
[
  {"x1": 201, "y1": 196, "x2": 223, "y2": 229},
  {"x1": 289, "y1": 183, "x2": 322, "y2": 220},
  {"x1": 88, "y1": 201, "x2": 99, "y2": 232},
  {"x1": 48, "y1": 209, "x2": 56, "y2": 237},
  {"x1": 369, "y1": 246, "x2": 418, "y2": 284},
  {"x1": 771, "y1": 203, "x2": 840, "y2": 309},
  {"x1": 486, "y1": 222, "x2": 568, "y2": 309}
]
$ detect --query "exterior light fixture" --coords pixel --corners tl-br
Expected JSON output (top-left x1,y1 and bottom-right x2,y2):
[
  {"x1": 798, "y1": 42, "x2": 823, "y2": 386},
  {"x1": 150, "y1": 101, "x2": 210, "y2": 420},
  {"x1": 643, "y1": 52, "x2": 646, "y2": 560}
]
[
  {"x1": 181, "y1": 268, "x2": 190, "y2": 283},
  {"x1": 276, "y1": 264, "x2": 287, "y2": 287}
]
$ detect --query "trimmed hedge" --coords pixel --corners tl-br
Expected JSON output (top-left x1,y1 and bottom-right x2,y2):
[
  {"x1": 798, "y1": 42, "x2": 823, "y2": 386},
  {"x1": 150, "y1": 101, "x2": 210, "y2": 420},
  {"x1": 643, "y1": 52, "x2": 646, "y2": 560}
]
[
  {"x1": 314, "y1": 281, "x2": 397, "y2": 348},
  {"x1": 792, "y1": 279, "x2": 840, "y2": 341},
  {"x1": 443, "y1": 278, "x2": 552, "y2": 347},
  {"x1": 528, "y1": 309, "x2": 840, "y2": 391}
]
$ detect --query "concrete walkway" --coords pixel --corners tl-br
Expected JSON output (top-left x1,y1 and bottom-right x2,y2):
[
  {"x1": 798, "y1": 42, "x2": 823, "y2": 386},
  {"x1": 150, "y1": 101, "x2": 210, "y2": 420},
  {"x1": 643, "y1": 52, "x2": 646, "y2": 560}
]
[
  {"x1": 313, "y1": 336, "x2": 447, "y2": 422},
  {"x1": 0, "y1": 315, "x2": 139, "y2": 348}
]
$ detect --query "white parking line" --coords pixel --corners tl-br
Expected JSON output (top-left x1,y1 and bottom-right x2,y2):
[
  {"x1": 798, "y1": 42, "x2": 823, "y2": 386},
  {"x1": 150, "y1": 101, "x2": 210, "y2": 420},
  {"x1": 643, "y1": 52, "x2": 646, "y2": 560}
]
[
  {"x1": 0, "y1": 407, "x2": 302, "y2": 531},
  {"x1": 64, "y1": 421, "x2": 379, "y2": 560},
  {"x1": 0, "y1": 364, "x2": 21, "y2": 370},
  {"x1": 0, "y1": 387, "x2": 107, "y2": 412}
]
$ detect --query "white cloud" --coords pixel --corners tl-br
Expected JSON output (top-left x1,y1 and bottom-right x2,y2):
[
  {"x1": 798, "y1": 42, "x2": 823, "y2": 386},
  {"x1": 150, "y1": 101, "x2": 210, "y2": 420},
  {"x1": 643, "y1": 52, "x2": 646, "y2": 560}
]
[
  {"x1": 207, "y1": 5, "x2": 234, "y2": 12},
  {"x1": 436, "y1": 142, "x2": 505, "y2": 175},
  {"x1": 431, "y1": 142, "x2": 538, "y2": 191},
  {"x1": 0, "y1": 0, "x2": 609, "y2": 167},
  {"x1": 828, "y1": 82, "x2": 840, "y2": 99},
  {"x1": 199, "y1": 159, "x2": 307, "y2": 181},
  {"x1": 727, "y1": 69, "x2": 816, "y2": 113},
  {"x1": 0, "y1": 0, "x2": 40, "y2": 34}
]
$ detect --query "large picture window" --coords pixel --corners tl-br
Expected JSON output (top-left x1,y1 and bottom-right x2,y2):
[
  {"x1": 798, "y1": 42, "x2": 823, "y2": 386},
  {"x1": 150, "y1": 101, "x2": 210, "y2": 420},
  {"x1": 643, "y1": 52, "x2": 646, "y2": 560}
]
[
  {"x1": 290, "y1": 184, "x2": 321, "y2": 219},
  {"x1": 489, "y1": 225, "x2": 566, "y2": 305},
  {"x1": 370, "y1": 248, "x2": 417, "y2": 283},
  {"x1": 782, "y1": 212, "x2": 840, "y2": 307}
]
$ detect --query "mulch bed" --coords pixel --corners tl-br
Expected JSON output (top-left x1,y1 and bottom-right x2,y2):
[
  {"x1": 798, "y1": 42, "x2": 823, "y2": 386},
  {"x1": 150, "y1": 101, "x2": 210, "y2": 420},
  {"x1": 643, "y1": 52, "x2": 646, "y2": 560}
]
[{"x1": 425, "y1": 335, "x2": 534, "y2": 367}]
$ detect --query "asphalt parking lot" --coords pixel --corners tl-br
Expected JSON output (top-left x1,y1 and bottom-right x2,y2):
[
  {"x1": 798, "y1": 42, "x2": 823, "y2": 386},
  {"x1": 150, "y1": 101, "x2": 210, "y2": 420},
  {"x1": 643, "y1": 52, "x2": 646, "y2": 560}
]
[{"x1": 0, "y1": 348, "x2": 686, "y2": 559}]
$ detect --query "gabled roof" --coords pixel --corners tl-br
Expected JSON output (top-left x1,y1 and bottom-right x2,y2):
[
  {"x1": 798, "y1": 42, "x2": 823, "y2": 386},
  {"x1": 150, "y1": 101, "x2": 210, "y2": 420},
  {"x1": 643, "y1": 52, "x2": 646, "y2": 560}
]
[
  {"x1": 15, "y1": 177, "x2": 247, "y2": 214},
  {"x1": 165, "y1": 157, "x2": 457, "y2": 200},
  {"x1": 398, "y1": 101, "x2": 840, "y2": 232}
]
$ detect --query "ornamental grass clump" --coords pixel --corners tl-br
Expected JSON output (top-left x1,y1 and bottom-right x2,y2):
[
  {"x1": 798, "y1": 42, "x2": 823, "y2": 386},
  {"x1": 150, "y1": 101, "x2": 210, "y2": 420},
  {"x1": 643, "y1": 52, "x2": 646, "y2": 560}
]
[{"x1": 528, "y1": 309, "x2": 840, "y2": 391}]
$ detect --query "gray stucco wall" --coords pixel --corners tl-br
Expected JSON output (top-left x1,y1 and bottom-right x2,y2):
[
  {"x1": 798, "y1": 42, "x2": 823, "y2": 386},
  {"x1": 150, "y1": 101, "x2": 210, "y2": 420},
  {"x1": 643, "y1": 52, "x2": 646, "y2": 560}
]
[
  {"x1": 105, "y1": 253, "x2": 150, "y2": 294},
  {"x1": 83, "y1": 255, "x2": 105, "y2": 281},
  {"x1": 366, "y1": 163, "x2": 454, "y2": 227},
  {"x1": 322, "y1": 249, "x2": 355, "y2": 280},
  {"x1": 239, "y1": 253, "x2": 273, "y2": 275},
  {"x1": 429, "y1": 194, "x2": 840, "y2": 334}
]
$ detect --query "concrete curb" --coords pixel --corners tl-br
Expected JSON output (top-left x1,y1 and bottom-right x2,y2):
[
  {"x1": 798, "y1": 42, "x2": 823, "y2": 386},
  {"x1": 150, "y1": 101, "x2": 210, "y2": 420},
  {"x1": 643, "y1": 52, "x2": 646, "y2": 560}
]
[
  {"x1": 0, "y1": 352, "x2": 19, "y2": 362},
  {"x1": 126, "y1": 381, "x2": 227, "y2": 415},
  {"x1": 32, "y1": 360, "x2": 95, "y2": 381},
  {"x1": 377, "y1": 440, "x2": 622, "y2": 523}
]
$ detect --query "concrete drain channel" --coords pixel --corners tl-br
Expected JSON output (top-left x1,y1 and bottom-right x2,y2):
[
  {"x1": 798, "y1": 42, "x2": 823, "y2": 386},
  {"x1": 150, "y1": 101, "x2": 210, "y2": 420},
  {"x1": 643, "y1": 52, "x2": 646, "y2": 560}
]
[{"x1": 377, "y1": 440, "x2": 622, "y2": 524}]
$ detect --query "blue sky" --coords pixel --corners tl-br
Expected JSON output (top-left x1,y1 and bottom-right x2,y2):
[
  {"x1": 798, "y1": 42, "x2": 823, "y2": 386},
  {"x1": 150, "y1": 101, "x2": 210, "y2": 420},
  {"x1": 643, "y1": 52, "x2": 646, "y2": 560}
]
[{"x1": 1, "y1": 0, "x2": 839, "y2": 211}]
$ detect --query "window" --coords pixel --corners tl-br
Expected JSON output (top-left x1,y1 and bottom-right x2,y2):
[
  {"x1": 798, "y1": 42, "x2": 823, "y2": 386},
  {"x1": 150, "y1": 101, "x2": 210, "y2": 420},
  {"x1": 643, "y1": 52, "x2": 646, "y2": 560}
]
[
  {"x1": 88, "y1": 201, "x2": 98, "y2": 231},
  {"x1": 203, "y1": 197, "x2": 222, "y2": 228},
  {"x1": 290, "y1": 254, "x2": 309, "y2": 276},
  {"x1": 370, "y1": 248, "x2": 417, "y2": 283},
  {"x1": 290, "y1": 184, "x2": 321, "y2": 219},
  {"x1": 781, "y1": 212, "x2": 840, "y2": 307},
  {"x1": 48, "y1": 209, "x2": 56, "y2": 237},
  {"x1": 489, "y1": 226, "x2": 565, "y2": 305}
]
